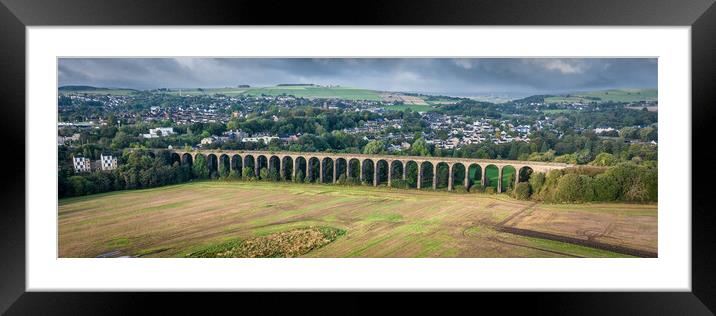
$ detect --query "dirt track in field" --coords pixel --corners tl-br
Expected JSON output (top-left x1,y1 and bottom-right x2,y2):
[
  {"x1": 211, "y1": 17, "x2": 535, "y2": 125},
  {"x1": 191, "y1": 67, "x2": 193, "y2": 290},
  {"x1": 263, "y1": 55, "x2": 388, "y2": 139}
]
[{"x1": 58, "y1": 181, "x2": 657, "y2": 258}]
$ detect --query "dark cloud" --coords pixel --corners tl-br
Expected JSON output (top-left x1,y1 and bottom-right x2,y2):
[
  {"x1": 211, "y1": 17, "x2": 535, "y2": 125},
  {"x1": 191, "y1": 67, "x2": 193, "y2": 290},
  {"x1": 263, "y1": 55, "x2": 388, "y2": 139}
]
[{"x1": 58, "y1": 58, "x2": 657, "y2": 95}]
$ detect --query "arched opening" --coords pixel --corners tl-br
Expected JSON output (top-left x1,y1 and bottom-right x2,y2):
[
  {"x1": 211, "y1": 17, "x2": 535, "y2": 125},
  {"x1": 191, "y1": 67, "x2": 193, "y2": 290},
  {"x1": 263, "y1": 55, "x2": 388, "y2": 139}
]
[
  {"x1": 335, "y1": 158, "x2": 348, "y2": 183},
  {"x1": 268, "y1": 156, "x2": 281, "y2": 181},
  {"x1": 390, "y1": 160, "x2": 404, "y2": 188},
  {"x1": 348, "y1": 159, "x2": 361, "y2": 182},
  {"x1": 256, "y1": 155, "x2": 269, "y2": 180},
  {"x1": 181, "y1": 153, "x2": 193, "y2": 167},
  {"x1": 405, "y1": 161, "x2": 419, "y2": 188},
  {"x1": 307, "y1": 157, "x2": 320, "y2": 183},
  {"x1": 375, "y1": 160, "x2": 389, "y2": 186},
  {"x1": 218, "y1": 154, "x2": 230, "y2": 178},
  {"x1": 361, "y1": 159, "x2": 375, "y2": 185},
  {"x1": 243, "y1": 155, "x2": 255, "y2": 178},
  {"x1": 501, "y1": 165, "x2": 517, "y2": 193},
  {"x1": 519, "y1": 166, "x2": 534, "y2": 183},
  {"x1": 294, "y1": 157, "x2": 307, "y2": 183},
  {"x1": 452, "y1": 163, "x2": 467, "y2": 190},
  {"x1": 231, "y1": 154, "x2": 242, "y2": 178},
  {"x1": 282, "y1": 156, "x2": 293, "y2": 181},
  {"x1": 207, "y1": 154, "x2": 219, "y2": 179},
  {"x1": 321, "y1": 157, "x2": 334, "y2": 183},
  {"x1": 420, "y1": 161, "x2": 434, "y2": 190},
  {"x1": 485, "y1": 164, "x2": 499, "y2": 190},
  {"x1": 170, "y1": 153, "x2": 181, "y2": 166},
  {"x1": 435, "y1": 162, "x2": 449, "y2": 190},
  {"x1": 467, "y1": 164, "x2": 482, "y2": 191},
  {"x1": 193, "y1": 154, "x2": 209, "y2": 179}
]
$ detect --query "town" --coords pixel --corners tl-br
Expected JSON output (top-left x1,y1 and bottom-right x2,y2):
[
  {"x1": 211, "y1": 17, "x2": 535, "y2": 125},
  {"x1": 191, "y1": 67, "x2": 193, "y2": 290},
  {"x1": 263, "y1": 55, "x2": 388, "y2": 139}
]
[{"x1": 58, "y1": 87, "x2": 658, "y2": 174}]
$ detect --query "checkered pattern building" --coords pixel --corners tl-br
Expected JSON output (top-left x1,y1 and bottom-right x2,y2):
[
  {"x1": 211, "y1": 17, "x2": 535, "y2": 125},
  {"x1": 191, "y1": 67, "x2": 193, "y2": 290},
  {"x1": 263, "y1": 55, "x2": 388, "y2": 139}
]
[
  {"x1": 72, "y1": 156, "x2": 91, "y2": 173},
  {"x1": 100, "y1": 154, "x2": 118, "y2": 171}
]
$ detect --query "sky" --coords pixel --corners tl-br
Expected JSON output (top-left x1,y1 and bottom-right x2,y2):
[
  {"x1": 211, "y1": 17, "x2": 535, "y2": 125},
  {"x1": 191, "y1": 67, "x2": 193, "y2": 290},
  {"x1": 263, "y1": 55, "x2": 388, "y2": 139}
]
[{"x1": 58, "y1": 58, "x2": 657, "y2": 96}]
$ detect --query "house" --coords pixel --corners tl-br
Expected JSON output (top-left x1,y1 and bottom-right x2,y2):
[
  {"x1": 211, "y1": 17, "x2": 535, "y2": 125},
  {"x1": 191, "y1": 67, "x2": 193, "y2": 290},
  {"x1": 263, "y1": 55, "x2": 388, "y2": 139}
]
[
  {"x1": 72, "y1": 156, "x2": 92, "y2": 173},
  {"x1": 142, "y1": 127, "x2": 175, "y2": 138},
  {"x1": 200, "y1": 136, "x2": 217, "y2": 145},
  {"x1": 100, "y1": 154, "x2": 118, "y2": 171},
  {"x1": 57, "y1": 133, "x2": 81, "y2": 146}
]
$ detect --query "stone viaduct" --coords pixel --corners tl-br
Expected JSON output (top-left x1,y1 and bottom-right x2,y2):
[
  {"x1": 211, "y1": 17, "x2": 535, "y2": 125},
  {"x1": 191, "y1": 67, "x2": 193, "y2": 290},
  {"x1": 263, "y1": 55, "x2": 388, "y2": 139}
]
[{"x1": 160, "y1": 149, "x2": 573, "y2": 193}]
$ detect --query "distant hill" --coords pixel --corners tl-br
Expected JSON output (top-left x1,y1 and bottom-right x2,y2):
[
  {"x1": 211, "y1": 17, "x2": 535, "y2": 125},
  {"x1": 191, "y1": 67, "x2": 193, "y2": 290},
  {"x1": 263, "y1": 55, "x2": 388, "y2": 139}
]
[
  {"x1": 59, "y1": 85, "x2": 111, "y2": 91},
  {"x1": 542, "y1": 89, "x2": 657, "y2": 104},
  {"x1": 59, "y1": 85, "x2": 138, "y2": 96}
]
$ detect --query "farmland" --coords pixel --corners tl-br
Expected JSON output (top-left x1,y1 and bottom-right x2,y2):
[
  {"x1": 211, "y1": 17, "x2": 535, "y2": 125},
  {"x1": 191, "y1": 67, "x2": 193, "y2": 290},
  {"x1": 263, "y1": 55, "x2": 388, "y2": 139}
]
[
  {"x1": 544, "y1": 89, "x2": 658, "y2": 104},
  {"x1": 58, "y1": 181, "x2": 656, "y2": 258},
  {"x1": 161, "y1": 86, "x2": 382, "y2": 101}
]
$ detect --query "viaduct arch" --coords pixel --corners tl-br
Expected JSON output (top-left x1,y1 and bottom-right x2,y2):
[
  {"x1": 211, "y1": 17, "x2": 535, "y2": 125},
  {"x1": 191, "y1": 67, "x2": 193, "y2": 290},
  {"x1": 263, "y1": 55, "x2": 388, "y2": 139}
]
[{"x1": 161, "y1": 149, "x2": 572, "y2": 193}]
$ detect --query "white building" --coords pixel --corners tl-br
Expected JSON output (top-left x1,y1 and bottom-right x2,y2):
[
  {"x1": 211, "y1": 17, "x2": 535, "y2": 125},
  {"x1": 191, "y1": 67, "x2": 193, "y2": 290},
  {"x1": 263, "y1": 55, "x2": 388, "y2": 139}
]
[
  {"x1": 242, "y1": 135, "x2": 279, "y2": 143},
  {"x1": 72, "y1": 156, "x2": 92, "y2": 173},
  {"x1": 100, "y1": 154, "x2": 118, "y2": 171},
  {"x1": 142, "y1": 127, "x2": 175, "y2": 138},
  {"x1": 57, "y1": 133, "x2": 81, "y2": 146},
  {"x1": 200, "y1": 136, "x2": 217, "y2": 145}
]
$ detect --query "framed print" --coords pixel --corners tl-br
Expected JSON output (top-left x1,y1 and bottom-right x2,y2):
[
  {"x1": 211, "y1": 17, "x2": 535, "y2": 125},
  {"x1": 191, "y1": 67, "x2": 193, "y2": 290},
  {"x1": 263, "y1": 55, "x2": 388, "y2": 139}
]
[{"x1": 1, "y1": 0, "x2": 715, "y2": 314}]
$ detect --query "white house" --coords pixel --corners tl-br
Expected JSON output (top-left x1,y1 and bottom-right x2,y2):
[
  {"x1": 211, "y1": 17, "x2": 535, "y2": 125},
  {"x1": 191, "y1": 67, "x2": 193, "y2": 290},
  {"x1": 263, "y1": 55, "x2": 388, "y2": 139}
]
[{"x1": 142, "y1": 127, "x2": 175, "y2": 138}]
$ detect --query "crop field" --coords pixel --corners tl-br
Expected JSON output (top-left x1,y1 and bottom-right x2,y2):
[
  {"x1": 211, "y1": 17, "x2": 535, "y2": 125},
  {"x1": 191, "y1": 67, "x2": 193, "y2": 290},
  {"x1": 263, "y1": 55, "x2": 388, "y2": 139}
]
[
  {"x1": 544, "y1": 89, "x2": 658, "y2": 104},
  {"x1": 58, "y1": 181, "x2": 656, "y2": 258}
]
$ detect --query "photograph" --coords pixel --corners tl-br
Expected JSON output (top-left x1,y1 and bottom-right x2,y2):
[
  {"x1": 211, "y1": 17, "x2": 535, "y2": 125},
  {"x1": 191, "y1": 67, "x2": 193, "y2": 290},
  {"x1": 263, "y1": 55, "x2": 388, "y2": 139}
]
[{"x1": 56, "y1": 57, "x2": 658, "y2": 259}]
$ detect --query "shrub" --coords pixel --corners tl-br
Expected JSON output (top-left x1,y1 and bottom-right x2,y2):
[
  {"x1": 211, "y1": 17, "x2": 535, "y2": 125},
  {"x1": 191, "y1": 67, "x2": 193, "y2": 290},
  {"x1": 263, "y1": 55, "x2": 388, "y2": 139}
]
[
  {"x1": 242, "y1": 167, "x2": 254, "y2": 181},
  {"x1": 346, "y1": 176, "x2": 360, "y2": 185},
  {"x1": 528, "y1": 172, "x2": 546, "y2": 195},
  {"x1": 336, "y1": 174, "x2": 347, "y2": 185},
  {"x1": 470, "y1": 184, "x2": 484, "y2": 193},
  {"x1": 390, "y1": 179, "x2": 409, "y2": 189},
  {"x1": 453, "y1": 186, "x2": 468, "y2": 193},
  {"x1": 259, "y1": 167, "x2": 269, "y2": 181},
  {"x1": 513, "y1": 182, "x2": 531, "y2": 200},
  {"x1": 294, "y1": 170, "x2": 305, "y2": 183},
  {"x1": 484, "y1": 187, "x2": 496, "y2": 194}
]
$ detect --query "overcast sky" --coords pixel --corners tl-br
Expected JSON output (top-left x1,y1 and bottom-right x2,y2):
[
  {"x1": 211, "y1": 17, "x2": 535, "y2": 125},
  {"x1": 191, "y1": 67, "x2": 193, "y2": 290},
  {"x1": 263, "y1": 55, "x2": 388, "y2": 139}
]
[{"x1": 58, "y1": 58, "x2": 657, "y2": 95}]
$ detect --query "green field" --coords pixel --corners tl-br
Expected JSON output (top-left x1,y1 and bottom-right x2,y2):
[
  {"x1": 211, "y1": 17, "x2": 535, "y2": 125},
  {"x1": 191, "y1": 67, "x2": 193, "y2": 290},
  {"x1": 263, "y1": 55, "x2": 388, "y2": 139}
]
[
  {"x1": 544, "y1": 89, "x2": 658, "y2": 104},
  {"x1": 384, "y1": 103, "x2": 436, "y2": 112},
  {"x1": 59, "y1": 88, "x2": 139, "y2": 96},
  {"x1": 58, "y1": 181, "x2": 656, "y2": 258},
  {"x1": 162, "y1": 86, "x2": 382, "y2": 101}
]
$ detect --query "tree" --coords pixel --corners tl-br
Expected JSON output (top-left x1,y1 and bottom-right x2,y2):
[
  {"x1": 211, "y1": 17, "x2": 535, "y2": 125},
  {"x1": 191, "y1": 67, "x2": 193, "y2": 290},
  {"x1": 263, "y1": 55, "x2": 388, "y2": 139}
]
[
  {"x1": 554, "y1": 173, "x2": 594, "y2": 202},
  {"x1": 528, "y1": 172, "x2": 546, "y2": 195},
  {"x1": 410, "y1": 137, "x2": 431, "y2": 156},
  {"x1": 513, "y1": 182, "x2": 531, "y2": 200},
  {"x1": 363, "y1": 140, "x2": 385, "y2": 155},
  {"x1": 593, "y1": 173, "x2": 620, "y2": 201},
  {"x1": 591, "y1": 152, "x2": 617, "y2": 166},
  {"x1": 192, "y1": 155, "x2": 210, "y2": 179}
]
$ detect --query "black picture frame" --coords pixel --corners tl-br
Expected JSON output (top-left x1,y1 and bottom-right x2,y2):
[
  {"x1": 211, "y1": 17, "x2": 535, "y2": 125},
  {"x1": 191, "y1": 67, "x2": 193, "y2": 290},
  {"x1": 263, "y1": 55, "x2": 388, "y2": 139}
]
[{"x1": 1, "y1": 0, "x2": 714, "y2": 314}]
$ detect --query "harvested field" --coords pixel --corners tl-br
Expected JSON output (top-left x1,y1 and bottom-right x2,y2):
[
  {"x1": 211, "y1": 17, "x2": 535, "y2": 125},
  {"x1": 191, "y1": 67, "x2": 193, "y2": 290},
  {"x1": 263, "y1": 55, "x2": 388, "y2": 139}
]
[{"x1": 58, "y1": 181, "x2": 657, "y2": 258}]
